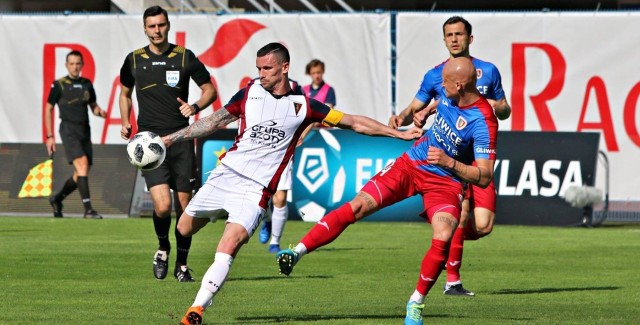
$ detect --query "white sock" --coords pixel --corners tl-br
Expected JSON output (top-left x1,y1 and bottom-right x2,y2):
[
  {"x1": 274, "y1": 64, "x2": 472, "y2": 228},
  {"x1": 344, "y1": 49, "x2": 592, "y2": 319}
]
[
  {"x1": 269, "y1": 206, "x2": 288, "y2": 245},
  {"x1": 409, "y1": 290, "x2": 425, "y2": 304},
  {"x1": 445, "y1": 280, "x2": 462, "y2": 289},
  {"x1": 155, "y1": 250, "x2": 168, "y2": 261},
  {"x1": 294, "y1": 243, "x2": 308, "y2": 258},
  {"x1": 192, "y1": 252, "x2": 234, "y2": 308}
]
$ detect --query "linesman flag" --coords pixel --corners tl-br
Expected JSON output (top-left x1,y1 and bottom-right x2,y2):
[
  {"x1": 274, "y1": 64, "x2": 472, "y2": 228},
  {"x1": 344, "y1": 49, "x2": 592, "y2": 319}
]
[{"x1": 18, "y1": 157, "x2": 53, "y2": 198}]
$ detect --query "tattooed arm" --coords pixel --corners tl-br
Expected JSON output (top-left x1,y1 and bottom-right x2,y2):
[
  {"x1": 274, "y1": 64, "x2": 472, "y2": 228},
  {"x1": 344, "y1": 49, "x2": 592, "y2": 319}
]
[{"x1": 162, "y1": 108, "x2": 238, "y2": 147}]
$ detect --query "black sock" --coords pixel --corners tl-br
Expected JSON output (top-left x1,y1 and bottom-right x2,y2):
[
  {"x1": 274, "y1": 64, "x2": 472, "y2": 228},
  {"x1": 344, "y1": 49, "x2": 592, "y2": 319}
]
[
  {"x1": 76, "y1": 176, "x2": 93, "y2": 212},
  {"x1": 55, "y1": 177, "x2": 77, "y2": 202},
  {"x1": 175, "y1": 213, "x2": 192, "y2": 266},
  {"x1": 153, "y1": 211, "x2": 172, "y2": 252}
]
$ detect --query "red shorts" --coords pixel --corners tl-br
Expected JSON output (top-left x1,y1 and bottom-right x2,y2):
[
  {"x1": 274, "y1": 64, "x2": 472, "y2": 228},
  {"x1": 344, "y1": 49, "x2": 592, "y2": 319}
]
[
  {"x1": 360, "y1": 154, "x2": 464, "y2": 221},
  {"x1": 464, "y1": 161, "x2": 497, "y2": 213}
]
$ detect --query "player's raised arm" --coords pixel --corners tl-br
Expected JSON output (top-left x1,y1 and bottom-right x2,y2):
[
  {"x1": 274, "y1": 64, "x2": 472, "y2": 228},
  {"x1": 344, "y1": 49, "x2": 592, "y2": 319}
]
[
  {"x1": 389, "y1": 98, "x2": 428, "y2": 129},
  {"x1": 162, "y1": 107, "x2": 238, "y2": 147},
  {"x1": 488, "y1": 98, "x2": 511, "y2": 120},
  {"x1": 413, "y1": 100, "x2": 439, "y2": 128},
  {"x1": 335, "y1": 111, "x2": 422, "y2": 140}
]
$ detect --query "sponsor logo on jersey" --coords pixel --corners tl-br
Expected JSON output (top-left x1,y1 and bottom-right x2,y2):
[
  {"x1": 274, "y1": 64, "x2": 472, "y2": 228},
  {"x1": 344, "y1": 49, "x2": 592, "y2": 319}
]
[
  {"x1": 166, "y1": 71, "x2": 180, "y2": 87},
  {"x1": 475, "y1": 147, "x2": 496, "y2": 154},
  {"x1": 152, "y1": 61, "x2": 166, "y2": 65},
  {"x1": 456, "y1": 116, "x2": 467, "y2": 130},
  {"x1": 476, "y1": 68, "x2": 483, "y2": 79},
  {"x1": 249, "y1": 120, "x2": 285, "y2": 148}
]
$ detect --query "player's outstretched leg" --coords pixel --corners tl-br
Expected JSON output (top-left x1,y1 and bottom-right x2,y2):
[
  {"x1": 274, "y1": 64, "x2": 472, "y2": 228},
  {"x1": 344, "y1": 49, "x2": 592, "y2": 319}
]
[
  {"x1": 404, "y1": 301, "x2": 425, "y2": 325},
  {"x1": 276, "y1": 246, "x2": 300, "y2": 276}
]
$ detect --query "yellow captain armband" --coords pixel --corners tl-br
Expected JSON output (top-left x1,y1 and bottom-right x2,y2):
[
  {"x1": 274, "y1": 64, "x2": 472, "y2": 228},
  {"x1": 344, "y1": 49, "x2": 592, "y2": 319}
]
[{"x1": 322, "y1": 108, "x2": 344, "y2": 127}]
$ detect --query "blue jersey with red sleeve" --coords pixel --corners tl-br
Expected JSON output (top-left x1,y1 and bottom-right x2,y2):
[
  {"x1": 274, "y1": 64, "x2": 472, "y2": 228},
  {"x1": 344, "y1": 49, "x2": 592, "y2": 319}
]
[
  {"x1": 406, "y1": 87, "x2": 498, "y2": 182},
  {"x1": 415, "y1": 57, "x2": 506, "y2": 104}
]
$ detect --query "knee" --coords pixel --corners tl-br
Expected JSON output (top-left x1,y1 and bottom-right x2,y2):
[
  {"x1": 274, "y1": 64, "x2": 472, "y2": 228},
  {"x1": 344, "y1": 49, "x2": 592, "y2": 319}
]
[
  {"x1": 349, "y1": 193, "x2": 378, "y2": 220},
  {"x1": 176, "y1": 220, "x2": 193, "y2": 237},
  {"x1": 272, "y1": 191, "x2": 287, "y2": 208},
  {"x1": 348, "y1": 200, "x2": 368, "y2": 220},
  {"x1": 473, "y1": 211, "x2": 495, "y2": 237},
  {"x1": 432, "y1": 228, "x2": 455, "y2": 242},
  {"x1": 475, "y1": 223, "x2": 494, "y2": 237},
  {"x1": 155, "y1": 207, "x2": 172, "y2": 217}
]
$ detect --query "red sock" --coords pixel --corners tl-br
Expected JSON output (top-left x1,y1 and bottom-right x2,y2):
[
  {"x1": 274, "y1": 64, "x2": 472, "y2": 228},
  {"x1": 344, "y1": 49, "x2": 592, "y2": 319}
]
[
  {"x1": 446, "y1": 227, "x2": 464, "y2": 283},
  {"x1": 416, "y1": 239, "x2": 448, "y2": 295},
  {"x1": 463, "y1": 218, "x2": 480, "y2": 240},
  {"x1": 300, "y1": 203, "x2": 355, "y2": 253}
]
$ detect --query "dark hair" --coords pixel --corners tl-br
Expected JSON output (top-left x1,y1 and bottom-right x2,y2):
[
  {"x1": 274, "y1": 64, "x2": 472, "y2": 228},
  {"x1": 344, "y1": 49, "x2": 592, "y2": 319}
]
[
  {"x1": 143, "y1": 5, "x2": 169, "y2": 24},
  {"x1": 305, "y1": 59, "x2": 325, "y2": 75},
  {"x1": 66, "y1": 50, "x2": 83, "y2": 62},
  {"x1": 443, "y1": 16, "x2": 472, "y2": 36},
  {"x1": 257, "y1": 42, "x2": 290, "y2": 64}
]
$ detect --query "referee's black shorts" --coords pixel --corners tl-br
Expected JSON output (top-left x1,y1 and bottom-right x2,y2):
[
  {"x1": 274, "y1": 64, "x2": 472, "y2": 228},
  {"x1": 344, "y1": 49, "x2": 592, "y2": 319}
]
[
  {"x1": 142, "y1": 140, "x2": 196, "y2": 192},
  {"x1": 59, "y1": 122, "x2": 93, "y2": 165}
]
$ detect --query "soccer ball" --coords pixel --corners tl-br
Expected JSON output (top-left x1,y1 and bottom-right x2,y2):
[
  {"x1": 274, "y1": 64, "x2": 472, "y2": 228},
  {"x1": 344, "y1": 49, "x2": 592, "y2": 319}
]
[{"x1": 126, "y1": 131, "x2": 166, "y2": 171}]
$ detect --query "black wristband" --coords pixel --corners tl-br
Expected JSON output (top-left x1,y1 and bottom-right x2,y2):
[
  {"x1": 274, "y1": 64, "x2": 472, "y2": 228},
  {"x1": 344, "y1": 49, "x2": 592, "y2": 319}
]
[{"x1": 192, "y1": 103, "x2": 201, "y2": 114}]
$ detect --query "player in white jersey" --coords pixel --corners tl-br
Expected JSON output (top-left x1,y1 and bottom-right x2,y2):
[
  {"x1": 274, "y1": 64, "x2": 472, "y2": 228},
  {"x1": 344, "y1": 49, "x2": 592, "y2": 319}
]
[
  {"x1": 257, "y1": 78, "x2": 305, "y2": 253},
  {"x1": 161, "y1": 42, "x2": 422, "y2": 325}
]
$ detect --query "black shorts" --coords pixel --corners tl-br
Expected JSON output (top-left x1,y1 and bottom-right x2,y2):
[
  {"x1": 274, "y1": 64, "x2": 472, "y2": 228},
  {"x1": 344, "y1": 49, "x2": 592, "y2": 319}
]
[
  {"x1": 142, "y1": 140, "x2": 196, "y2": 192},
  {"x1": 59, "y1": 122, "x2": 93, "y2": 165}
]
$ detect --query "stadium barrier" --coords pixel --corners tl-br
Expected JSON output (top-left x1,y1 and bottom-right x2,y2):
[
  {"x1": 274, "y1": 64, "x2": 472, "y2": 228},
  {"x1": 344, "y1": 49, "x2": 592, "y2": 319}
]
[{"x1": 0, "y1": 143, "x2": 136, "y2": 217}]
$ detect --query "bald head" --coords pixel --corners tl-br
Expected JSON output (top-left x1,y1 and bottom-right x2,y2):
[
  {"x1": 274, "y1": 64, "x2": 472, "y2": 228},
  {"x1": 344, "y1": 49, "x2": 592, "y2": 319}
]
[
  {"x1": 443, "y1": 57, "x2": 476, "y2": 88},
  {"x1": 441, "y1": 57, "x2": 480, "y2": 104}
]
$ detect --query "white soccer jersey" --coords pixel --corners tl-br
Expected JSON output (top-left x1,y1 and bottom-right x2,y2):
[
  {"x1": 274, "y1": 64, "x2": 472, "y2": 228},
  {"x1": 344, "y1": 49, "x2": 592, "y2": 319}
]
[{"x1": 220, "y1": 80, "x2": 341, "y2": 192}]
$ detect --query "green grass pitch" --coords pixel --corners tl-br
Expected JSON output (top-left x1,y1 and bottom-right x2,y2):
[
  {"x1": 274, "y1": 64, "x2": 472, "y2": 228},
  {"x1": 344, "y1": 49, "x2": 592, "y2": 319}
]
[{"x1": 1, "y1": 217, "x2": 639, "y2": 324}]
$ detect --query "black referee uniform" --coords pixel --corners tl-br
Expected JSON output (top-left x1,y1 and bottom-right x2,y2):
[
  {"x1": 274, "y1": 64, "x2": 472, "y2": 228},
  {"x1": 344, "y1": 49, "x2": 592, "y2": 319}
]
[
  {"x1": 120, "y1": 44, "x2": 210, "y2": 191},
  {"x1": 47, "y1": 76, "x2": 96, "y2": 165}
]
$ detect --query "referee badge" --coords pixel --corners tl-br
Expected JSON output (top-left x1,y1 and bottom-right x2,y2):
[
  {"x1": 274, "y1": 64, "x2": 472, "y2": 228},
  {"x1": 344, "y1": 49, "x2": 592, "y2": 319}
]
[{"x1": 166, "y1": 71, "x2": 180, "y2": 87}]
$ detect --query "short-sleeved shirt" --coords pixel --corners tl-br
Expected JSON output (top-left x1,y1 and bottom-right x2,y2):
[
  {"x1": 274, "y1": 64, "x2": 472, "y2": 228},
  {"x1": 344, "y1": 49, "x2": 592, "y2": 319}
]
[
  {"x1": 415, "y1": 57, "x2": 506, "y2": 105},
  {"x1": 47, "y1": 76, "x2": 96, "y2": 125},
  {"x1": 120, "y1": 44, "x2": 211, "y2": 135},
  {"x1": 406, "y1": 87, "x2": 498, "y2": 183},
  {"x1": 219, "y1": 80, "x2": 343, "y2": 193}
]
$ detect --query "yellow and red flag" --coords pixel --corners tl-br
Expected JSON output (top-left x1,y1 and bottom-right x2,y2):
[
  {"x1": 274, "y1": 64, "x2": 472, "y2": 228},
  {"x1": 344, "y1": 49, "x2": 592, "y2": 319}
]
[{"x1": 18, "y1": 158, "x2": 53, "y2": 198}]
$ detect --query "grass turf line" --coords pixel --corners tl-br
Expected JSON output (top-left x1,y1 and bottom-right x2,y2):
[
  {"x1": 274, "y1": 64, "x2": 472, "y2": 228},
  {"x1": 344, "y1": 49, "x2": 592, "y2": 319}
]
[{"x1": 0, "y1": 217, "x2": 638, "y2": 324}]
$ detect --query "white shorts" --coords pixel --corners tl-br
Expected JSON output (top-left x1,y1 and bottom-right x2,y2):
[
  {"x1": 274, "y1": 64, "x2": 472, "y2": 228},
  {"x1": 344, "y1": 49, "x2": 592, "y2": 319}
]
[
  {"x1": 186, "y1": 164, "x2": 269, "y2": 236},
  {"x1": 276, "y1": 159, "x2": 293, "y2": 191}
]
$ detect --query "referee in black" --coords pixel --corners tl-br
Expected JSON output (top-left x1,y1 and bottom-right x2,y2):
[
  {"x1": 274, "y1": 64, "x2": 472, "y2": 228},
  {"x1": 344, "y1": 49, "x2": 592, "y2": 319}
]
[
  {"x1": 45, "y1": 50, "x2": 106, "y2": 219},
  {"x1": 119, "y1": 5, "x2": 217, "y2": 282}
]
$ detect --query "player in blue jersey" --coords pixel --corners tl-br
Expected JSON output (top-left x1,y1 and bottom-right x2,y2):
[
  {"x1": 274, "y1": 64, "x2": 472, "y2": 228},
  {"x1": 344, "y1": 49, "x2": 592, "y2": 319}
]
[
  {"x1": 390, "y1": 16, "x2": 512, "y2": 298},
  {"x1": 277, "y1": 57, "x2": 498, "y2": 325}
]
